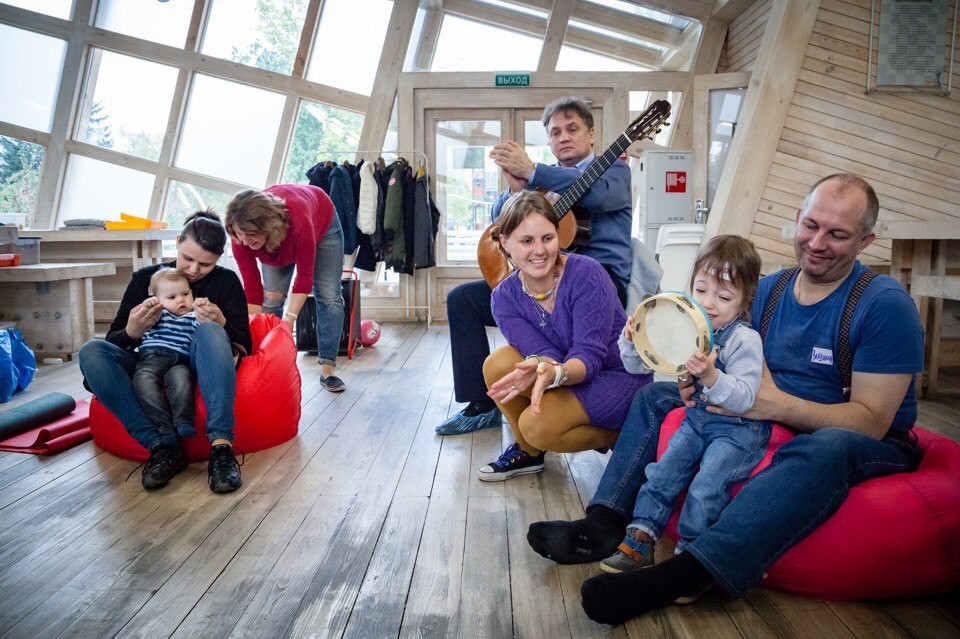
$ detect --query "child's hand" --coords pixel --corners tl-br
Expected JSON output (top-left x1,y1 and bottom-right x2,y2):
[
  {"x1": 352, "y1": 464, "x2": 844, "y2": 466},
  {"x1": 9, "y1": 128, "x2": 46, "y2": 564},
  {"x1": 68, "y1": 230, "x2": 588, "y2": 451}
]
[
  {"x1": 194, "y1": 297, "x2": 208, "y2": 308},
  {"x1": 622, "y1": 314, "x2": 635, "y2": 341},
  {"x1": 686, "y1": 350, "x2": 719, "y2": 388}
]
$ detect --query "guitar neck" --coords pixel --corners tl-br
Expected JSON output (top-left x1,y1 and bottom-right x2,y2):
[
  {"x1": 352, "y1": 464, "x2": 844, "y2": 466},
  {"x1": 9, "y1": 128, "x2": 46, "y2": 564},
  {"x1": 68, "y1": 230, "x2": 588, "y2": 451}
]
[{"x1": 554, "y1": 133, "x2": 632, "y2": 216}]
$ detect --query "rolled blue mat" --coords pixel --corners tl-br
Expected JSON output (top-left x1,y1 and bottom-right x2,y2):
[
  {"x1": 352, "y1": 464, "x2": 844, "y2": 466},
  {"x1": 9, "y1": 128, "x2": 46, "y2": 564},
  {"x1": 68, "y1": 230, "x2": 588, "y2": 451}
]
[{"x1": 0, "y1": 392, "x2": 76, "y2": 441}]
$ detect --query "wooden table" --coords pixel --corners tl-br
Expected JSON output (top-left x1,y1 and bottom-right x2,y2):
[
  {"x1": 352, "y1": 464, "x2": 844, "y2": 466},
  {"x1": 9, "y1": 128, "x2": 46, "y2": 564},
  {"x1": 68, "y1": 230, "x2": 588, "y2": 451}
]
[
  {"x1": 0, "y1": 262, "x2": 116, "y2": 360},
  {"x1": 880, "y1": 221, "x2": 960, "y2": 397},
  {"x1": 28, "y1": 229, "x2": 178, "y2": 329}
]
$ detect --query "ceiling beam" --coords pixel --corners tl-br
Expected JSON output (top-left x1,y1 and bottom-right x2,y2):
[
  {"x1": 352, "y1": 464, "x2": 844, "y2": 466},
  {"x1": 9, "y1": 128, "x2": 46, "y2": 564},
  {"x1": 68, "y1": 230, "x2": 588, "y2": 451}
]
[
  {"x1": 631, "y1": 0, "x2": 712, "y2": 24},
  {"x1": 666, "y1": 17, "x2": 727, "y2": 149},
  {"x1": 705, "y1": 0, "x2": 823, "y2": 240},
  {"x1": 512, "y1": 0, "x2": 686, "y2": 49},
  {"x1": 356, "y1": 0, "x2": 420, "y2": 153},
  {"x1": 537, "y1": 0, "x2": 574, "y2": 72},
  {"x1": 712, "y1": 0, "x2": 764, "y2": 24},
  {"x1": 443, "y1": 0, "x2": 661, "y2": 68}
]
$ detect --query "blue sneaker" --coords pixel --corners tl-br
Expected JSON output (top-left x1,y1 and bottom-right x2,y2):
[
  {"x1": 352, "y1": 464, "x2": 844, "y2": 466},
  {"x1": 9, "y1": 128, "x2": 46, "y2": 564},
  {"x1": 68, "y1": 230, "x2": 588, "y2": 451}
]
[
  {"x1": 477, "y1": 442, "x2": 545, "y2": 482},
  {"x1": 600, "y1": 534, "x2": 654, "y2": 573},
  {"x1": 436, "y1": 403, "x2": 502, "y2": 436}
]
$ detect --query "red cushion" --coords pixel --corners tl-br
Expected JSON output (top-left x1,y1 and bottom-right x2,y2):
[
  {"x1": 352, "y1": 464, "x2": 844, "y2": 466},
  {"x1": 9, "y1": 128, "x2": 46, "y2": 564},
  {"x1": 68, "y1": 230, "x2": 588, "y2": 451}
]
[
  {"x1": 657, "y1": 408, "x2": 960, "y2": 599},
  {"x1": 90, "y1": 314, "x2": 301, "y2": 461}
]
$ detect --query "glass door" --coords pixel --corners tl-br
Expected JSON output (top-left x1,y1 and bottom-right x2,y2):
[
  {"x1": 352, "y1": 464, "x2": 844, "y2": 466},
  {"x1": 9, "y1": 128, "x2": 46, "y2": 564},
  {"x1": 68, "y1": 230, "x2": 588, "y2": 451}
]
[
  {"x1": 426, "y1": 110, "x2": 509, "y2": 265},
  {"x1": 692, "y1": 73, "x2": 750, "y2": 220}
]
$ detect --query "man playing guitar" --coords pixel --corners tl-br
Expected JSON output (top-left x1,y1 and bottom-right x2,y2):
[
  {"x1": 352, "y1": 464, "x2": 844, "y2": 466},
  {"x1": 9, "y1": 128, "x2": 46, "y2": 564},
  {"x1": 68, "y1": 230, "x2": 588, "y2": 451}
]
[{"x1": 437, "y1": 96, "x2": 633, "y2": 436}]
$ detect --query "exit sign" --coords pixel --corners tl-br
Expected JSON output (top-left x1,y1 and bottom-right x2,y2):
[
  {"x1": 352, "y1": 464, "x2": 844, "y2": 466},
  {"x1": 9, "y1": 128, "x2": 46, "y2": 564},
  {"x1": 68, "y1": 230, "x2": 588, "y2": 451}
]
[{"x1": 495, "y1": 73, "x2": 530, "y2": 87}]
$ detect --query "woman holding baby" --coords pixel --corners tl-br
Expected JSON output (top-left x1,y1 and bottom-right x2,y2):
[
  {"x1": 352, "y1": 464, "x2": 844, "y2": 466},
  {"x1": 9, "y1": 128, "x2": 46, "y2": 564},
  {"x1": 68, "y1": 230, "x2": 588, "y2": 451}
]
[{"x1": 79, "y1": 210, "x2": 249, "y2": 494}]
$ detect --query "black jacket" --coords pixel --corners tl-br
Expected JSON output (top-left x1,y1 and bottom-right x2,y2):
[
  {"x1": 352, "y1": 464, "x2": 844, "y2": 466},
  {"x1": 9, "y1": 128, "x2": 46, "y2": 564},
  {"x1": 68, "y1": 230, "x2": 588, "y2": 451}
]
[{"x1": 107, "y1": 261, "x2": 252, "y2": 356}]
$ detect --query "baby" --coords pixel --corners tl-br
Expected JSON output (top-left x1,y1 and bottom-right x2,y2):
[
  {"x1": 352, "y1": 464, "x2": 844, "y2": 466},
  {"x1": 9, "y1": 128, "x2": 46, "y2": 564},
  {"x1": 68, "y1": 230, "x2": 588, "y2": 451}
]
[
  {"x1": 132, "y1": 268, "x2": 204, "y2": 440},
  {"x1": 607, "y1": 235, "x2": 771, "y2": 601}
]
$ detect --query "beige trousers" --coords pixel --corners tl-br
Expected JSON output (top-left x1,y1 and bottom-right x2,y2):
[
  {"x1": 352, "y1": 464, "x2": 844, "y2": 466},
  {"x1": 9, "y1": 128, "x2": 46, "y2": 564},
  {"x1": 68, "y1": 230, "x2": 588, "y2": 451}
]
[{"x1": 483, "y1": 345, "x2": 619, "y2": 455}]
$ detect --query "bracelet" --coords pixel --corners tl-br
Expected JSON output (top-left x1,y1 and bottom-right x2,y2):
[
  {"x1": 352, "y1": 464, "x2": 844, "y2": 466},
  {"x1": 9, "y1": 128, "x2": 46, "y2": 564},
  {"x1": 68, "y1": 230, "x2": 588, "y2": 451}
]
[
  {"x1": 284, "y1": 311, "x2": 298, "y2": 320},
  {"x1": 545, "y1": 361, "x2": 569, "y2": 390},
  {"x1": 523, "y1": 354, "x2": 543, "y2": 364}
]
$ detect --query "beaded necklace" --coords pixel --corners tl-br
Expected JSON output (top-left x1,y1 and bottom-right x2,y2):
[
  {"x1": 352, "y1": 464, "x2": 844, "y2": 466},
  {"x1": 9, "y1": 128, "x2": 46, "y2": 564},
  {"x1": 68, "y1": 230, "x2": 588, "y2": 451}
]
[{"x1": 520, "y1": 266, "x2": 560, "y2": 301}]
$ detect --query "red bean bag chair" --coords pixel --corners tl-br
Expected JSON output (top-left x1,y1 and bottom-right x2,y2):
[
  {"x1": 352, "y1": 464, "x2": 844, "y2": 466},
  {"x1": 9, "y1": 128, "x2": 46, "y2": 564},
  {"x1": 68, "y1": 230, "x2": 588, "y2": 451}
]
[
  {"x1": 657, "y1": 408, "x2": 960, "y2": 600},
  {"x1": 90, "y1": 314, "x2": 301, "y2": 461}
]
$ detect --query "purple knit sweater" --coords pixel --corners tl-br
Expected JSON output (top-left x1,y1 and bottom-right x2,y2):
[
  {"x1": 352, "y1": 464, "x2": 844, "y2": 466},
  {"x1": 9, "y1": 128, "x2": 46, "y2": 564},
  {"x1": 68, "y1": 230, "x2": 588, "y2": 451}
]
[{"x1": 491, "y1": 253, "x2": 650, "y2": 429}]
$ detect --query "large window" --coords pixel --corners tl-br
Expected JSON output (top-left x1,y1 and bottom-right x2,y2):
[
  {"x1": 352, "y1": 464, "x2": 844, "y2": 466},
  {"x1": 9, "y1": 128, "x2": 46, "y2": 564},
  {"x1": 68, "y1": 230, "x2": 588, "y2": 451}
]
[
  {"x1": 201, "y1": 0, "x2": 309, "y2": 75},
  {"x1": 176, "y1": 75, "x2": 285, "y2": 187},
  {"x1": 306, "y1": 0, "x2": 393, "y2": 96},
  {"x1": 0, "y1": 136, "x2": 43, "y2": 225},
  {"x1": 557, "y1": 46, "x2": 649, "y2": 72},
  {"x1": 283, "y1": 101, "x2": 365, "y2": 185},
  {"x1": 432, "y1": 16, "x2": 540, "y2": 72},
  {"x1": 77, "y1": 50, "x2": 179, "y2": 160},
  {"x1": 164, "y1": 181, "x2": 235, "y2": 229},
  {"x1": 95, "y1": 0, "x2": 193, "y2": 48},
  {"x1": 59, "y1": 155, "x2": 154, "y2": 222},
  {"x1": 0, "y1": 24, "x2": 66, "y2": 132},
  {"x1": 2, "y1": 0, "x2": 72, "y2": 20}
]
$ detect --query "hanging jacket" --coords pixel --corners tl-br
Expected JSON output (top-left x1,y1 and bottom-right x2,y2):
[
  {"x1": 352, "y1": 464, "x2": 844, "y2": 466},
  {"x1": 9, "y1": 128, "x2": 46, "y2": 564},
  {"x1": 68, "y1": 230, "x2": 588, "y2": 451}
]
[
  {"x1": 306, "y1": 162, "x2": 333, "y2": 192},
  {"x1": 383, "y1": 159, "x2": 407, "y2": 269},
  {"x1": 330, "y1": 164, "x2": 358, "y2": 254},
  {"x1": 357, "y1": 160, "x2": 378, "y2": 235},
  {"x1": 399, "y1": 165, "x2": 416, "y2": 275},
  {"x1": 351, "y1": 160, "x2": 363, "y2": 212},
  {"x1": 413, "y1": 169, "x2": 440, "y2": 269}
]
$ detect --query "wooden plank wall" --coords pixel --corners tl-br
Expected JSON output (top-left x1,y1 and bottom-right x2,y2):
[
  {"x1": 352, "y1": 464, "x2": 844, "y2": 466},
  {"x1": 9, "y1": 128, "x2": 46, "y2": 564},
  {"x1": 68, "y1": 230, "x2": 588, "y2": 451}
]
[
  {"x1": 718, "y1": 0, "x2": 773, "y2": 72},
  {"x1": 748, "y1": 0, "x2": 960, "y2": 265}
]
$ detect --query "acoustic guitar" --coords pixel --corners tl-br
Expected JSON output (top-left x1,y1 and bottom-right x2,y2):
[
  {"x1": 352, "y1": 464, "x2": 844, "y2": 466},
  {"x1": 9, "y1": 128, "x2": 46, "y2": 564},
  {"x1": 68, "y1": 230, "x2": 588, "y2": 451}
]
[{"x1": 477, "y1": 99, "x2": 672, "y2": 289}]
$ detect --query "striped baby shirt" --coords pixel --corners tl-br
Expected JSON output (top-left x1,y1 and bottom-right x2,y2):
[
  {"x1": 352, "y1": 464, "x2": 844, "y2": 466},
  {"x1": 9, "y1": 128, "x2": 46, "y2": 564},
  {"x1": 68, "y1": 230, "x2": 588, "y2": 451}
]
[{"x1": 140, "y1": 309, "x2": 198, "y2": 357}]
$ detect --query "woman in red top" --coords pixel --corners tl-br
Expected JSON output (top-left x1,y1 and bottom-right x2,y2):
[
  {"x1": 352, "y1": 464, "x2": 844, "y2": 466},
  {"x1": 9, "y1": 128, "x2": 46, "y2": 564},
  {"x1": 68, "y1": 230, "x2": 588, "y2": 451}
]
[{"x1": 226, "y1": 184, "x2": 346, "y2": 392}]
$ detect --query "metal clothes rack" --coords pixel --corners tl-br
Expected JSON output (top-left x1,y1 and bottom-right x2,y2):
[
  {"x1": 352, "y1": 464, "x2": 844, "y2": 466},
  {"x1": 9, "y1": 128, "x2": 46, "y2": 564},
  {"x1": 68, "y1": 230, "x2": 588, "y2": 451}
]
[{"x1": 313, "y1": 149, "x2": 432, "y2": 326}]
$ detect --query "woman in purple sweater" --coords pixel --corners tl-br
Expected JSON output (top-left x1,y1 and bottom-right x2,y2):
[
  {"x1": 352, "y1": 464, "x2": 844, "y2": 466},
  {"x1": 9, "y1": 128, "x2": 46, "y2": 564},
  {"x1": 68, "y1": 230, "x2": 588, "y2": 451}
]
[{"x1": 479, "y1": 191, "x2": 650, "y2": 481}]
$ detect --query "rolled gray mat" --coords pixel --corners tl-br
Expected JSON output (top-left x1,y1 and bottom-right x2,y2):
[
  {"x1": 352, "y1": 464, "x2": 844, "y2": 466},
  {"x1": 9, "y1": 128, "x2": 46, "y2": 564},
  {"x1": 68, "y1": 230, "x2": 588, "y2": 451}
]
[{"x1": 0, "y1": 393, "x2": 77, "y2": 441}]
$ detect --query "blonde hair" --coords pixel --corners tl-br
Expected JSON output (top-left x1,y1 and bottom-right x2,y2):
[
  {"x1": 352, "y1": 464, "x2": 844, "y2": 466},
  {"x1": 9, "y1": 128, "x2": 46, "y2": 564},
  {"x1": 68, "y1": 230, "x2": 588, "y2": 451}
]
[
  {"x1": 224, "y1": 189, "x2": 289, "y2": 253},
  {"x1": 690, "y1": 235, "x2": 762, "y2": 319},
  {"x1": 490, "y1": 191, "x2": 561, "y2": 261},
  {"x1": 150, "y1": 267, "x2": 189, "y2": 293}
]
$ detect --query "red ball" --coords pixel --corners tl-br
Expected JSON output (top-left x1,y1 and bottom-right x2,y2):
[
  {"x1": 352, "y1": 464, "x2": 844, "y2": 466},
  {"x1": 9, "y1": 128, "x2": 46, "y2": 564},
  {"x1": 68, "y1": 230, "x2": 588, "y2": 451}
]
[{"x1": 359, "y1": 319, "x2": 381, "y2": 347}]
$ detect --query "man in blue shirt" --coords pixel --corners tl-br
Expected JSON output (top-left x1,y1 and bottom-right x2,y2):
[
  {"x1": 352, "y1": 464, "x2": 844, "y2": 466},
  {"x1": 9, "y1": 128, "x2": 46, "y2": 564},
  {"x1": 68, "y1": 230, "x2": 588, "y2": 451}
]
[
  {"x1": 524, "y1": 174, "x2": 924, "y2": 624},
  {"x1": 437, "y1": 96, "x2": 633, "y2": 435}
]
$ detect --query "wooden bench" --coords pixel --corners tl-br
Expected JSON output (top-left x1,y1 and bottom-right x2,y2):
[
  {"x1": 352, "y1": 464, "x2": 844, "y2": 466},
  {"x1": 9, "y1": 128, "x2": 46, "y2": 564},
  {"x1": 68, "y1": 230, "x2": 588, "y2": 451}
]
[
  {"x1": 0, "y1": 262, "x2": 116, "y2": 360},
  {"x1": 27, "y1": 229, "x2": 178, "y2": 331}
]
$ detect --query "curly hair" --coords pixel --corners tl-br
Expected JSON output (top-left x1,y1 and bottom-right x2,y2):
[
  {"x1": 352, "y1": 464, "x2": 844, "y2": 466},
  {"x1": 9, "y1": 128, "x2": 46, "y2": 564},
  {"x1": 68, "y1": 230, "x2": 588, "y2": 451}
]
[{"x1": 224, "y1": 189, "x2": 289, "y2": 253}]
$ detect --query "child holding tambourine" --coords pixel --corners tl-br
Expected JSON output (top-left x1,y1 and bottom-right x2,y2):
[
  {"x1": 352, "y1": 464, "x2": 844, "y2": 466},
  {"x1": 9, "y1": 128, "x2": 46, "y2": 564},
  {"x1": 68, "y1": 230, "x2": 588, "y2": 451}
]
[{"x1": 609, "y1": 235, "x2": 771, "y2": 600}]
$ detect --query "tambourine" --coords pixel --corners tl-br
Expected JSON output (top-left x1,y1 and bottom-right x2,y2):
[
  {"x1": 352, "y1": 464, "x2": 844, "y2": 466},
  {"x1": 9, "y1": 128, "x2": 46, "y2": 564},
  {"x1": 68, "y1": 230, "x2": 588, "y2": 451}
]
[{"x1": 631, "y1": 292, "x2": 714, "y2": 377}]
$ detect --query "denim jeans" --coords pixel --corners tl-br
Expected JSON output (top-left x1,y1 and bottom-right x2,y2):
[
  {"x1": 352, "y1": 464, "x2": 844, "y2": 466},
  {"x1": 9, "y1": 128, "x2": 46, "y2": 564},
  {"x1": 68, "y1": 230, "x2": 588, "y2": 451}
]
[
  {"x1": 630, "y1": 411, "x2": 771, "y2": 551},
  {"x1": 79, "y1": 322, "x2": 238, "y2": 449},
  {"x1": 446, "y1": 280, "x2": 496, "y2": 404},
  {"x1": 262, "y1": 214, "x2": 345, "y2": 366},
  {"x1": 132, "y1": 348, "x2": 196, "y2": 438},
  {"x1": 685, "y1": 427, "x2": 922, "y2": 596},
  {"x1": 588, "y1": 381, "x2": 684, "y2": 517}
]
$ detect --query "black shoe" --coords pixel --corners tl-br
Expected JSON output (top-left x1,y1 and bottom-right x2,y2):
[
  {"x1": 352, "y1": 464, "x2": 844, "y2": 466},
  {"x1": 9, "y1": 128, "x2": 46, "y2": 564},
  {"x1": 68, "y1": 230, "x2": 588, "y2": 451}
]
[
  {"x1": 208, "y1": 444, "x2": 242, "y2": 493},
  {"x1": 142, "y1": 443, "x2": 189, "y2": 490},
  {"x1": 320, "y1": 375, "x2": 346, "y2": 392}
]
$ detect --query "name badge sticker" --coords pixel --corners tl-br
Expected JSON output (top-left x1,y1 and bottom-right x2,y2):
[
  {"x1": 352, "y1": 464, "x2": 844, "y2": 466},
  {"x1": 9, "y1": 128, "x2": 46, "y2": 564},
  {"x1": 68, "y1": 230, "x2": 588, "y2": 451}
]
[{"x1": 811, "y1": 347, "x2": 834, "y2": 365}]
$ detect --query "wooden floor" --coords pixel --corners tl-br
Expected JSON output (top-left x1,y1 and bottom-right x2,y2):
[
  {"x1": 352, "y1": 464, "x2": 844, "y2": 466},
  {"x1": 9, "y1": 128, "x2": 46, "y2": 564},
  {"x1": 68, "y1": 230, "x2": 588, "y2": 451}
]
[{"x1": 0, "y1": 322, "x2": 958, "y2": 639}]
